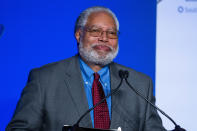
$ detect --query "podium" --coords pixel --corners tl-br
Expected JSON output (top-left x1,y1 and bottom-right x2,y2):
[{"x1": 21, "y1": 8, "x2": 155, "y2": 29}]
[{"x1": 62, "y1": 125, "x2": 121, "y2": 131}]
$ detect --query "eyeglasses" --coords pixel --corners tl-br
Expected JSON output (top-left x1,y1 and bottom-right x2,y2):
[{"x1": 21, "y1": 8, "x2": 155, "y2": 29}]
[{"x1": 84, "y1": 27, "x2": 119, "y2": 39}]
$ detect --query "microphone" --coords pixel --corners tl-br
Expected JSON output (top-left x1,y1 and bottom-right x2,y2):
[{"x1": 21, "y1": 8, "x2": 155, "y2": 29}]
[
  {"x1": 120, "y1": 70, "x2": 186, "y2": 131},
  {"x1": 73, "y1": 70, "x2": 124, "y2": 128}
]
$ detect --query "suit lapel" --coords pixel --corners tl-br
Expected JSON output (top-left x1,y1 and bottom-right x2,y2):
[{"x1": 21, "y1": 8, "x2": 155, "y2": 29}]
[
  {"x1": 109, "y1": 63, "x2": 139, "y2": 130},
  {"x1": 109, "y1": 63, "x2": 124, "y2": 129},
  {"x1": 63, "y1": 55, "x2": 92, "y2": 128}
]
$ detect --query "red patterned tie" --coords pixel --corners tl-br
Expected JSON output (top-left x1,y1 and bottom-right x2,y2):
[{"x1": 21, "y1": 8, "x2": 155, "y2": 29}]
[{"x1": 92, "y1": 73, "x2": 110, "y2": 129}]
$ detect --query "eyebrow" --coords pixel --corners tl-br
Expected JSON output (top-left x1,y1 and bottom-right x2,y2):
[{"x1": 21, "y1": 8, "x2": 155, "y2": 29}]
[{"x1": 86, "y1": 25, "x2": 117, "y2": 30}]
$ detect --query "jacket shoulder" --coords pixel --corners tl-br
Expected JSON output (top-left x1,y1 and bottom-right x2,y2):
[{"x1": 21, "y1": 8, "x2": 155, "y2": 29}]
[
  {"x1": 29, "y1": 55, "x2": 77, "y2": 74},
  {"x1": 111, "y1": 62, "x2": 152, "y2": 81}
]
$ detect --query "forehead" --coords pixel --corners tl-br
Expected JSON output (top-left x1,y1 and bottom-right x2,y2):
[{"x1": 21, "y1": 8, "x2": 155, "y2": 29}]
[{"x1": 86, "y1": 11, "x2": 116, "y2": 29}]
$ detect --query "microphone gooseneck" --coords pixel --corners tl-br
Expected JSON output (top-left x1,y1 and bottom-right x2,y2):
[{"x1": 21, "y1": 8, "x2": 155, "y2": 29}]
[
  {"x1": 74, "y1": 71, "x2": 124, "y2": 127},
  {"x1": 72, "y1": 70, "x2": 186, "y2": 131},
  {"x1": 120, "y1": 70, "x2": 186, "y2": 131}
]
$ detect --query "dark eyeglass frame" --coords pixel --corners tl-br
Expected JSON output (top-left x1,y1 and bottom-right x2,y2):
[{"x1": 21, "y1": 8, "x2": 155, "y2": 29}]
[{"x1": 84, "y1": 27, "x2": 120, "y2": 39}]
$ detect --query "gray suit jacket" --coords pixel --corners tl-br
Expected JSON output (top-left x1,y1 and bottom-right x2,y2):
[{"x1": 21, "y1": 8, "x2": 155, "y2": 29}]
[{"x1": 6, "y1": 55, "x2": 166, "y2": 131}]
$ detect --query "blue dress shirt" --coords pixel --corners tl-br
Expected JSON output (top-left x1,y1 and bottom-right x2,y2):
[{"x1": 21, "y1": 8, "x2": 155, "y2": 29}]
[{"x1": 79, "y1": 57, "x2": 111, "y2": 127}]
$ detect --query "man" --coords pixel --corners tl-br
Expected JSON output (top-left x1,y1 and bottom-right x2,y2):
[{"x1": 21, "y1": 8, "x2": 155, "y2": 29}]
[{"x1": 7, "y1": 6, "x2": 166, "y2": 131}]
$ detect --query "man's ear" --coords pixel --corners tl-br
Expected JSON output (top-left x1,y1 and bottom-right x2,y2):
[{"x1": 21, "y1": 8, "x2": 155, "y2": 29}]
[{"x1": 75, "y1": 29, "x2": 81, "y2": 43}]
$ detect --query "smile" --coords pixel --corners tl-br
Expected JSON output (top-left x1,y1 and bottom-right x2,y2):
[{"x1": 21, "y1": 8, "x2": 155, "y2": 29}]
[{"x1": 93, "y1": 45, "x2": 112, "y2": 52}]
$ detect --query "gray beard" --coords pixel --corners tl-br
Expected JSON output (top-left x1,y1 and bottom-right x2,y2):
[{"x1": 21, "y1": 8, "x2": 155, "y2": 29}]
[{"x1": 78, "y1": 42, "x2": 119, "y2": 66}]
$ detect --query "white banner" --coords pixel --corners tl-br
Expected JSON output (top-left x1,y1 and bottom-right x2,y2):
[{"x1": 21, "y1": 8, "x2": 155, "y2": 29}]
[{"x1": 156, "y1": 0, "x2": 197, "y2": 130}]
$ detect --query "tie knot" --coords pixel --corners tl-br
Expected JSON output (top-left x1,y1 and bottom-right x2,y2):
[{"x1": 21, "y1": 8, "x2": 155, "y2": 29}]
[{"x1": 94, "y1": 73, "x2": 100, "y2": 81}]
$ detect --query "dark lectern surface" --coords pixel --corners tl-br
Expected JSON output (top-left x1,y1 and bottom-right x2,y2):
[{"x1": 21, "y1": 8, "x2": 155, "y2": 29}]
[{"x1": 62, "y1": 125, "x2": 120, "y2": 131}]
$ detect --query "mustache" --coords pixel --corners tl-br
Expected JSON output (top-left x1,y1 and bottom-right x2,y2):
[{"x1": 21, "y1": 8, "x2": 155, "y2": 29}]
[{"x1": 91, "y1": 43, "x2": 114, "y2": 51}]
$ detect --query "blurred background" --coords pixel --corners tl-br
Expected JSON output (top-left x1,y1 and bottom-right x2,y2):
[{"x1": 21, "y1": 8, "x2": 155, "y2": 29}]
[{"x1": 0, "y1": 0, "x2": 196, "y2": 130}]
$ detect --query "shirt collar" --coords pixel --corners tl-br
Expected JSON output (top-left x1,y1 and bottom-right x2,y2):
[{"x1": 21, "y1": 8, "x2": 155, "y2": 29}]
[{"x1": 79, "y1": 57, "x2": 109, "y2": 82}]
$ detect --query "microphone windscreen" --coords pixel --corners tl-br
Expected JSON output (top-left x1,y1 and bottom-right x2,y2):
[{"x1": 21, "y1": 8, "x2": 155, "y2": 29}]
[
  {"x1": 119, "y1": 70, "x2": 124, "y2": 79},
  {"x1": 124, "y1": 71, "x2": 129, "y2": 78}
]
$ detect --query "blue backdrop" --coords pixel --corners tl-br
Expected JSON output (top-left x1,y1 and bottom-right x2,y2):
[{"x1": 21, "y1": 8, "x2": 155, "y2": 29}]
[{"x1": 0, "y1": 0, "x2": 156, "y2": 130}]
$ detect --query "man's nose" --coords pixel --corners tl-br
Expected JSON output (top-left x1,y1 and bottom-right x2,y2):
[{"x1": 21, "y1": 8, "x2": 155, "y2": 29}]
[{"x1": 98, "y1": 31, "x2": 109, "y2": 42}]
